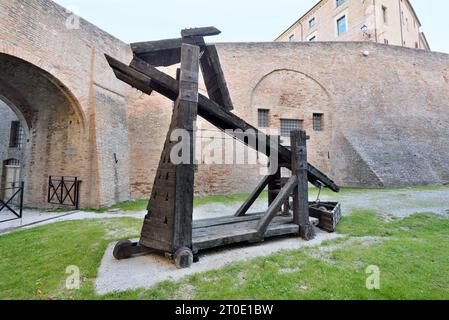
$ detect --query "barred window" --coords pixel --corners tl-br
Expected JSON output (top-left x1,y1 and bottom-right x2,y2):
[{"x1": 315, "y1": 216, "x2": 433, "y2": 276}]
[
  {"x1": 258, "y1": 109, "x2": 270, "y2": 128},
  {"x1": 280, "y1": 119, "x2": 303, "y2": 137},
  {"x1": 9, "y1": 121, "x2": 24, "y2": 148},
  {"x1": 6, "y1": 159, "x2": 20, "y2": 166},
  {"x1": 313, "y1": 113, "x2": 324, "y2": 131}
]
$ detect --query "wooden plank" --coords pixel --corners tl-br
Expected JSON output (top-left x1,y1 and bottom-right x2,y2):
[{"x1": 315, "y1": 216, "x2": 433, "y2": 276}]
[
  {"x1": 105, "y1": 54, "x2": 340, "y2": 192},
  {"x1": 172, "y1": 44, "x2": 200, "y2": 251},
  {"x1": 194, "y1": 213, "x2": 264, "y2": 229},
  {"x1": 291, "y1": 130, "x2": 315, "y2": 240},
  {"x1": 200, "y1": 45, "x2": 234, "y2": 111},
  {"x1": 181, "y1": 26, "x2": 221, "y2": 38},
  {"x1": 234, "y1": 175, "x2": 273, "y2": 217},
  {"x1": 192, "y1": 218, "x2": 298, "y2": 252},
  {"x1": 256, "y1": 176, "x2": 298, "y2": 237}
]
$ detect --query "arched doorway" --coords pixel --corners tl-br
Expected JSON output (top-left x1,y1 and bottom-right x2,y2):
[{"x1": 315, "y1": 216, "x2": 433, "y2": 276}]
[{"x1": 0, "y1": 53, "x2": 88, "y2": 208}]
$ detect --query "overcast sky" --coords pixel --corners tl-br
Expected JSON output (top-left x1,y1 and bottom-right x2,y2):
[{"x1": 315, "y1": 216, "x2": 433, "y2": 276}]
[{"x1": 53, "y1": 0, "x2": 449, "y2": 54}]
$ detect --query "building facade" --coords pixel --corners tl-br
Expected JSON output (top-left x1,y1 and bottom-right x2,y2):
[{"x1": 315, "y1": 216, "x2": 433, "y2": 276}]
[
  {"x1": 276, "y1": 0, "x2": 430, "y2": 50},
  {"x1": 0, "y1": 0, "x2": 447, "y2": 210}
]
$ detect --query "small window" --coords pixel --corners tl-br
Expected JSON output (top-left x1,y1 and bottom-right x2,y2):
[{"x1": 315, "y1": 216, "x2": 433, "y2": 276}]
[
  {"x1": 313, "y1": 114, "x2": 324, "y2": 131},
  {"x1": 6, "y1": 159, "x2": 20, "y2": 166},
  {"x1": 382, "y1": 6, "x2": 388, "y2": 24},
  {"x1": 309, "y1": 17, "x2": 316, "y2": 29},
  {"x1": 9, "y1": 121, "x2": 24, "y2": 149},
  {"x1": 309, "y1": 36, "x2": 316, "y2": 41},
  {"x1": 280, "y1": 119, "x2": 303, "y2": 137},
  {"x1": 336, "y1": 0, "x2": 346, "y2": 7},
  {"x1": 258, "y1": 109, "x2": 270, "y2": 128},
  {"x1": 289, "y1": 34, "x2": 295, "y2": 42},
  {"x1": 337, "y1": 16, "x2": 347, "y2": 36},
  {"x1": 415, "y1": 42, "x2": 419, "y2": 49}
]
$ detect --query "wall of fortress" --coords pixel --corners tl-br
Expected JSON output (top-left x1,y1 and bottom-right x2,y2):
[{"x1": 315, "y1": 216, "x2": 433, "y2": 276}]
[
  {"x1": 127, "y1": 41, "x2": 449, "y2": 199},
  {"x1": 1, "y1": 0, "x2": 448, "y2": 208}
]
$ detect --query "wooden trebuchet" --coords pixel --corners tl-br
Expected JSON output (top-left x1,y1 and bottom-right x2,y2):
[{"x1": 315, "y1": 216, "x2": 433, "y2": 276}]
[
  {"x1": 108, "y1": 28, "x2": 341, "y2": 268},
  {"x1": 104, "y1": 54, "x2": 340, "y2": 192}
]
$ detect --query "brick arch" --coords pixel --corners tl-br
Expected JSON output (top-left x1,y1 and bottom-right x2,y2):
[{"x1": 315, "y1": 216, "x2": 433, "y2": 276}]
[
  {"x1": 250, "y1": 68, "x2": 333, "y2": 107},
  {"x1": 0, "y1": 40, "x2": 86, "y2": 128},
  {"x1": 250, "y1": 68, "x2": 334, "y2": 173}
]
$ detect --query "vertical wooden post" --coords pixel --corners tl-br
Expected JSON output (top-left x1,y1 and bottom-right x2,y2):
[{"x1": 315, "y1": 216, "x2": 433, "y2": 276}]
[
  {"x1": 291, "y1": 130, "x2": 315, "y2": 240},
  {"x1": 267, "y1": 135, "x2": 281, "y2": 206},
  {"x1": 172, "y1": 43, "x2": 200, "y2": 250}
]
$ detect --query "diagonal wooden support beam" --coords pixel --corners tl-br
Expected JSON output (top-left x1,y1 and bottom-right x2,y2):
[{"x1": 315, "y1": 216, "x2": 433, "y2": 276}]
[
  {"x1": 200, "y1": 45, "x2": 234, "y2": 111},
  {"x1": 256, "y1": 176, "x2": 298, "y2": 237},
  {"x1": 105, "y1": 54, "x2": 340, "y2": 192},
  {"x1": 235, "y1": 175, "x2": 274, "y2": 217}
]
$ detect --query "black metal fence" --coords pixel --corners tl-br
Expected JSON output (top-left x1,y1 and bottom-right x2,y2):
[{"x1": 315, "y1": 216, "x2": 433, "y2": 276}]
[
  {"x1": 0, "y1": 181, "x2": 24, "y2": 223},
  {"x1": 48, "y1": 176, "x2": 81, "y2": 210}
]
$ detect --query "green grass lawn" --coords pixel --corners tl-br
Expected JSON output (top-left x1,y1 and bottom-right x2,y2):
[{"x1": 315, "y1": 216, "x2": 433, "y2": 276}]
[{"x1": 1, "y1": 188, "x2": 449, "y2": 300}]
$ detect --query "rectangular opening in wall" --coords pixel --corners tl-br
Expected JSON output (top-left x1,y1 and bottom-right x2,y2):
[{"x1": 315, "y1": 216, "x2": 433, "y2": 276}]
[
  {"x1": 9, "y1": 121, "x2": 21, "y2": 148},
  {"x1": 309, "y1": 17, "x2": 316, "y2": 29},
  {"x1": 382, "y1": 6, "x2": 388, "y2": 24},
  {"x1": 313, "y1": 113, "x2": 324, "y2": 131},
  {"x1": 258, "y1": 109, "x2": 270, "y2": 128},
  {"x1": 280, "y1": 119, "x2": 303, "y2": 137},
  {"x1": 337, "y1": 15, "x2": 347, "y2": 36},
  {"x1": 336, "y1": 0, "x2": 346, "y2": 7}
]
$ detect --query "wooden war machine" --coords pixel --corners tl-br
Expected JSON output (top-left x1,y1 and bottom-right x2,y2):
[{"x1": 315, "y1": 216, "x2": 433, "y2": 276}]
[{"x1": 106, "y1": 27, "x2": 341, "y2": 268}]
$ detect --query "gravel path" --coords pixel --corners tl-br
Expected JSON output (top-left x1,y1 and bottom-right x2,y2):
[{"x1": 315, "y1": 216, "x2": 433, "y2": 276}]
[{"x1": 95, "y1": 228, "x2": 341, "y2": 295}]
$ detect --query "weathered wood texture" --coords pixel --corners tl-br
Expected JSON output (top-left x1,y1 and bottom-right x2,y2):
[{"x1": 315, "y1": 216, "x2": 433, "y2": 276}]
[
  {"x1": 200, "y1": 45, "x2": 234, "y2": 111},
  {"x1": 104, "y1": 54, "x2": 340, "y2": 192},
  {"x1": 234, "y1": 175, "x2": 273, "y2": 217},
  {"x1": 268, "y1": 167, "x2": 281, "y2": 206},
  {"x1": 131, "y1": 37, "x2": 205, "y2": 67},
  {"x1": 309, "y1": 202, "x2": 342, "y2": 232},
  {"x1": 256, "y1": 176, "x2": 298, "y2": 237},
  {"x1": 192, "y1": 214, "x2": 298, "y2": 252},
  {"x1": 291, "y1": 130, "x2": 315, "y2": 240},
  {"x1": 139, "y1": 44, "x2": 200, "y2": 253},
  {"x1": 181, "y1": 26, "x2": 221, "y2": 38}
]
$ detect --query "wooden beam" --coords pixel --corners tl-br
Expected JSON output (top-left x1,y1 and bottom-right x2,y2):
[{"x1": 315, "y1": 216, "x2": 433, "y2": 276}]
[
  {"x1": 105, "y1": 54, "x2": 340, "y2": 192},
  {"x1": 200, "y1": 45, "x2": 234, "y2": 111},
  {"x1": 234, "y1": 175, "x2": 274, "y2": 217},
  {"x1": 173, "y1": 43, "x2": 201, "y2": 250},
  {"x1": 256, "y1": 176, "x2": 298, "y2": 237},
  {"x1": 131, "y1": 37, "x2": 205, "y2": 67},
  {"x1": 291, "y1": 130, "x2": 315, "y2": 240},
  {"x1": 181, "y1": 26, "x2": 221, "y2": 38}
]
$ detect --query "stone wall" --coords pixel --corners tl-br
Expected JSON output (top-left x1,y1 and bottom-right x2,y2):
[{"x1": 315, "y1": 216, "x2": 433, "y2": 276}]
[
  {"x1": 0, "y1": 0, "x2": 133, "y2": 208},
  {"x1": 126, "y1": 41, "x2": 449, "y2": 198}
]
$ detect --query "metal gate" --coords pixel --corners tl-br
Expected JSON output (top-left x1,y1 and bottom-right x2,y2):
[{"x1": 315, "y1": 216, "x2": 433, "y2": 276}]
[
  {"x1": 48, "y1": 176, "x2": 81, "y2": 210},
  {"x1": 0, "y1": 181, "x2": 24, "y2": 223}
]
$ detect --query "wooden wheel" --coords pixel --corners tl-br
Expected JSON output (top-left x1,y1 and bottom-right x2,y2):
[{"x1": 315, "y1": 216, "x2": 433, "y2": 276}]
[
  {"x1": 174, "y1": 247, "x2": 194, "y2": 269},
  {"x1": 113, "y1": 240, "x2": 133, "y2": 260}
]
